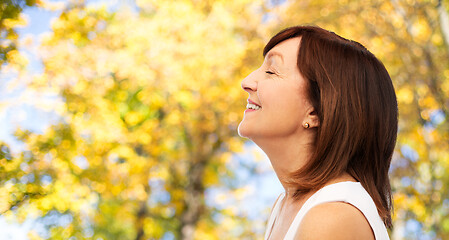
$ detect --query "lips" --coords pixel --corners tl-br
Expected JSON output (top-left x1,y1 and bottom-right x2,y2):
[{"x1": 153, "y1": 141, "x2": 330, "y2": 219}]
[
  {"x1": 245, "y1": 99, "x2": 262, "y2": 112},
  {"x1": 247, "y1": 99, "x2": 261, "y2": 107}
]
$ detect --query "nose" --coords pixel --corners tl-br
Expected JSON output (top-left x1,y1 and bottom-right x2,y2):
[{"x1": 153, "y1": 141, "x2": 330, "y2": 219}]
[{"x1": 241, "y1": 70, "x2": 258, "y2": 93}]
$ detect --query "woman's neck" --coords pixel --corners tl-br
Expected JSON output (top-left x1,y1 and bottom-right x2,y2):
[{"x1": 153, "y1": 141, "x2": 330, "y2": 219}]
[
  {"x1": 252, "y1": 133, "x2": 356, "y2": 199},
  {"x1": 253, "y1": 134, "x2": 314, "y2": 194}
]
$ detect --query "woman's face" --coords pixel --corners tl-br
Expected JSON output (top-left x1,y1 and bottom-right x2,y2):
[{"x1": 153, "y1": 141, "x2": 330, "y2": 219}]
[{"x1": 238, "y1": 37, "x2": 314, "y2": 140}]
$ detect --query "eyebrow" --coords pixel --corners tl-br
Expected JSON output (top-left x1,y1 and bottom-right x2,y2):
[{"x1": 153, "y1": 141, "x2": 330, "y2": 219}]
[{"x1": 266, "y1": 51, "x2": 284, "y2": 64}]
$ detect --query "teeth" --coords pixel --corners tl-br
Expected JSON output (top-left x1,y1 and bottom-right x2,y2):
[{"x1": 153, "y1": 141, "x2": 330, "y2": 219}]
[{"x1": 246, "y1": 103, "x2": 261, "y2": 110}]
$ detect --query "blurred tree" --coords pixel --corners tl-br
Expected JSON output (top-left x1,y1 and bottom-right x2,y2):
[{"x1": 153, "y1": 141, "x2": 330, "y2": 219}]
[
  {"x1": 0, "y1": 0, "x2": 39, "y2": 68},
  {"x1": 5, "y1": 0, "x2": 448, "y2": 239},
  {"x1": 272, "y1": 0, "x2": 449, "y2": 238},
  {"x1": 0, "y1": 0, "x2": 268, "y2": 239}
]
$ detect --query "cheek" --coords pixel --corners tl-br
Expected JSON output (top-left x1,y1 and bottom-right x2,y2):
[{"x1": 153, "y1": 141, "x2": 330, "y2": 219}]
[{"x1": 260, "y1": 84, "x2": 304, "y2": 114}]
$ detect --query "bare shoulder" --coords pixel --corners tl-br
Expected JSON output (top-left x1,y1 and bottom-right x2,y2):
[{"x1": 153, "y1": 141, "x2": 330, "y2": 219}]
[{"x1": 294, "y1": 202, "x2": 375, "y2": 240}]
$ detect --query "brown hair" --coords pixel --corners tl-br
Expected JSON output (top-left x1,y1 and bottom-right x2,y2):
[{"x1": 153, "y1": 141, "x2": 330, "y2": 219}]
[{"x1": 263, "y1": 26, "x2": 398, "y2": 228}]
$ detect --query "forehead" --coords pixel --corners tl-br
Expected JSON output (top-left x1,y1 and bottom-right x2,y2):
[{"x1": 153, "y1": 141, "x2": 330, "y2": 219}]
[{"x1": 266, "y1": 37, "x2": 301, "y2": 64}]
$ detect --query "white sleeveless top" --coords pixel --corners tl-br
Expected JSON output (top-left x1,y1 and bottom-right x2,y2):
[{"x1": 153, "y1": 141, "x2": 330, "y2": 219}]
[{"x1": 264, "y1": 182, "x2": 390, "y2": 240}]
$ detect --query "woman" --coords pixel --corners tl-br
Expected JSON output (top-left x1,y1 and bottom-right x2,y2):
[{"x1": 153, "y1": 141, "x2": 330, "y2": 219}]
[{"x1": 238, "y1": 26, "x2": 397, "y2": 240}]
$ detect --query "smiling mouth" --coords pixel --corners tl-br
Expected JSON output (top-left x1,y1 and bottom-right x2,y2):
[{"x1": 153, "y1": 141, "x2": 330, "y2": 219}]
[{"x1": 246, "y1": 103, "x2": 261, "y2": 110}]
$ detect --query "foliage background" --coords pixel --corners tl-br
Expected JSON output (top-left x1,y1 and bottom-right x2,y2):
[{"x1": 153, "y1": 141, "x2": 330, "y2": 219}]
[{"x1": 1, "y1": 0, "x2": 449, "y2": 239}]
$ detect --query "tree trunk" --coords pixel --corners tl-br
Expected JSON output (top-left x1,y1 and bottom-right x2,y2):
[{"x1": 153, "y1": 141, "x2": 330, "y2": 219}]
[
  {"x1": 179, "y1": 157, "x2": 207, "y2": 240},
  {"x1": 438, "y1": 0, "x2": 449, "y2": 51},
  {"x1": 135, "y1": 181, "x2": 150, "y2": 240}
]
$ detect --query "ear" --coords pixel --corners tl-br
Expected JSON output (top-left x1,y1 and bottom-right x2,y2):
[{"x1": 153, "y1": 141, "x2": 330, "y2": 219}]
[{"x1": 304, "y1": 106, "x2": 320, "y2": 128}]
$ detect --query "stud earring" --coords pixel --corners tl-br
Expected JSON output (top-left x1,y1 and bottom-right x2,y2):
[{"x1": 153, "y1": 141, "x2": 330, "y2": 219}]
[{"x1": 303, "y1": 122, "x2": 310, "y2": 129}]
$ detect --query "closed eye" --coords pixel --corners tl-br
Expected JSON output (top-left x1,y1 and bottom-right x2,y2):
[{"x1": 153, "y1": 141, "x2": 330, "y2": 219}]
[{"x1": 265, "y1": 71, "x2": 275, "y2": 75}]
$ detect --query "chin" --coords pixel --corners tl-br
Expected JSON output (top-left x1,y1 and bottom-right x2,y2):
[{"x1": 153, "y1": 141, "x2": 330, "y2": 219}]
[
  {"x1": 238, "y1": 120, "x2": 257, "y2": 138},
  {"x1": 237, "y1": 121, "x2": 249, "y2": 138},
  {"x1": 238, "y1": 122, "x2": 267, "y2": 141}
]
